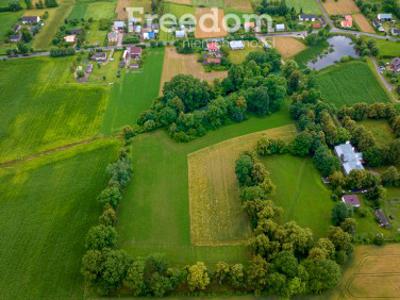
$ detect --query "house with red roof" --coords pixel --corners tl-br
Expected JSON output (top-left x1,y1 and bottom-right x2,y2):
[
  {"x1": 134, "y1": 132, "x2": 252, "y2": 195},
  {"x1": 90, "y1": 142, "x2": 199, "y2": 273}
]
[{"x1": 341, "y1": 15, "x2": 353, "y2": 28}]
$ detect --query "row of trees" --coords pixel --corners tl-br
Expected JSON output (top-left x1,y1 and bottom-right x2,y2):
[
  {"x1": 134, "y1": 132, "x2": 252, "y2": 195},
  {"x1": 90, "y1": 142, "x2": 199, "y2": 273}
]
[
  {"x1": 235, "y1": 151, "x2": 349, "y2": 297},
  {"x1": 136, "y1": 49, "x2": 288, "y2": 142}
]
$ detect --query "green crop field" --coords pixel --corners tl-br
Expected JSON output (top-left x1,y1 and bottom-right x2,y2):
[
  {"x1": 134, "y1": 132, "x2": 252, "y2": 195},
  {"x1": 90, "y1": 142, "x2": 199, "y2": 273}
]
[
  {"x1": 316, "y1": 60, "x2": 391, "y2": 107},
  {"x1": 101, "y1": 47, "x2": 165, "y2": 134},
  {"x1": 286, "y1": 0, "x2": 322, "y2": 14},
  {"x1": 0, "y1": 57, "x2": 109, "y2": 163},
  {"x1": 0, "y1": 139, "x2": 119, "y2": 300},
  {"x1": 261, "y1": 155, "x2": 334, "y2": 237},
  {"x1": 117, "y1": 106, "x2": 294, "y2": 265}
]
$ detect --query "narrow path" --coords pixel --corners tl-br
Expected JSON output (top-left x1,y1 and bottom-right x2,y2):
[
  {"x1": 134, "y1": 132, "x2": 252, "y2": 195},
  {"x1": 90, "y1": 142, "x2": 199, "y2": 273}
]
[
  {"x1": 371, "y1": 57, "x2": 394, "y2": 92},
  {"x1": 0, "y1": 136, "x2": 105, "y2": 168}
]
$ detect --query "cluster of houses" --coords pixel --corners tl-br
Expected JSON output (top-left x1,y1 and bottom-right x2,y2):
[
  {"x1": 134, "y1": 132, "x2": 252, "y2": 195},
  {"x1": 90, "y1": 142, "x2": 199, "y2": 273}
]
[
  {"x1": 108, "y1": 18, "x2": 159, "y2": 46},
  {"x1": 122, "y1": 46, "x2": 143, "y2": 68},
  {"x1": 372, "y1": 13, "x2": 399, "y2": 35},
  {"x1": 333, "y1": 141, "x2": 391, "y2": 229},
  {"x1": 298, "y1": 13, "x2": 323, "y2": 29},
  {"x1": 8, "y1": 15, "x2": 43, "y2": 43}
]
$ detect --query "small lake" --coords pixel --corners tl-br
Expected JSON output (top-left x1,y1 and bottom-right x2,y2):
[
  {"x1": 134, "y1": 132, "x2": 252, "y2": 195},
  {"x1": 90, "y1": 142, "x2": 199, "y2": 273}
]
[{"x1": 307, "y1": 36, "x2": 359, "y2": 71}]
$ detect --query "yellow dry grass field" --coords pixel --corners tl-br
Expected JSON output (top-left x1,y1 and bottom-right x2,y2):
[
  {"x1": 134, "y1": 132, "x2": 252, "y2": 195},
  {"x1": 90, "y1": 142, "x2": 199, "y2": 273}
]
[
  {"x1": 272, "y1": 37, "x2": 306, "y2": 59},
  {"x1": 116, "y1": 0, "x2": 151, "y2": 19},
  {"x1": 353, "y1": 13, "x2": 375, "y2": 33},
  {"x1": 188, "y1": 124, "x2": 296, "y2": 246},
  {"x1": 224, "y1": 0, "x2": 253, "y2": 12},
  {"x1": 322, "y1": 0, "x2": 360, "y2": 15},
  {"x1": 159, "y1": 47, "x2": 227, "y2": 94},
  {"x1": 164, "y1": 0, "x2": 192, "y2": 5},
  {"x1": 195, "y1": 7, "x2": 228, "y2": 39},
  {"x1": 329, "y1": 244, "x2": 400, "y2": 300}
]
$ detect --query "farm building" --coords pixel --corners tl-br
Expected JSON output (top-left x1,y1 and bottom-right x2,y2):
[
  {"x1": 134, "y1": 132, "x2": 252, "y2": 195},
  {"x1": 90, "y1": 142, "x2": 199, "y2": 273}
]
[
  {"x1": 275, "y1": 24, "x2": 285, "y2": 32},
  {"x1": 375, "y1": 209, "x2": 390, "y2": 228},
  {"x1": 334, "y1": 141, "x2": 364, "y2": 175},
  {"x1": 91, "y1": 52, "x2": 107, "y2": 62},
  {"x1": 342, "y1": 194, "x2": 361, "y2": 208},
  {"x1": 21, "y1": 16, "x2": 40, "y2": 24},
  {"x1": 391, "y1": 57, "x2": 400, "y2": 73},
  {"x1": 64, "y1": 35, "x2": 77, "y2": 44},
  {"x1": 372, "y1": 19, "x2": 385, "y2": 32},
  {"x1": 377, "y1": 13, "x2": 392, "y2": 21},
  {"x1": 229, "y1": 40, "x2": 245, "y2": 50},
  {"x1": 341, "y1": 15, "x2": 353, "y2": 28},
  {"x1": 299, "y1": 13, "x2": 317, "y2": 22}
]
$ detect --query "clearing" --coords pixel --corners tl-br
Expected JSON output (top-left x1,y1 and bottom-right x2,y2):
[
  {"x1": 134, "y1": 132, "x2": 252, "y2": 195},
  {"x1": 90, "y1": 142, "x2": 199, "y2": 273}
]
[
  {"x1": 195, "y1": 7, "x2": 228, "y2": 39},
  {"x1": 0, "y1": 139, "x2": 119, "y2": 300},
  {"x1": 188, "y1": 124, "x2": 296, "y2": 246},
  {"x1": 0, "y1": 57, "x2": 110, "y2": 163},
  {"x1": 116, "y1": 0, "x2": 152, "y2": 19},
  {"x1": 224, "y1": 0, "x2": 253, "y2": 13},
  {"x1": 261, "y1": 155, "x2": 334, "y2": 237},
  {"x1": 316, "y1": 60, "x2": 391, "y2": 107},
  {"x1": 358, "y1": 119, "x2": 395, "y2": 147},
  {"x1": 228, "y1": 42, "x2": 263, "y2": 64},
  {"x1": 322, "y1": 0, "x2": 360, "y2": 15},
  {"x1": 372, "y1": 39, "x2": 400, "y2": 58},
  {"x1": 272, "y1": 37, "x2": 307, "y2": 59},
  {"x1": 286, "y1": 0, "x2": 321, "y2": 15},
  {"x1": 326, "y1": 244, "x2": 400, "y2": 299},
  {"x1": 117, "y1": 106, "x2": 293, "y2": 264},
  {"x1": 352, "y1": 13, "x2": 375, "y2": 33},
  {"x1": 101, "y1": 47, "x2": 165, "y2": 134},
  {"x1": 159, "y1": 47, "x2": 227, "y2": 95}
]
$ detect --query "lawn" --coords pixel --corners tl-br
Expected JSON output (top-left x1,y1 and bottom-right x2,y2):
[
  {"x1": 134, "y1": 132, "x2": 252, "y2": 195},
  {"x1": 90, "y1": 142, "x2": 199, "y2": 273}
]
[
  {"x1": 0, "y1": 11, "x2": 23, "y2": 54},
  {"x1": 373, "y1": 39, "x2": 400, "y2": 58},
  {"x1": 101, "y1": 47, "x2": 165, "y2": 134},
  {"x1": 188, "y1": 124, "x2": 296, "y2": 246},
  {"x1": 228, "y1": 44, "x2": 263, "y2": 64},
  {"x1": 316, "y1": 60, "x2": 391, "y2": 107},
  {"x1": 0, "y1": 139, "x2": 119, "y2": 300},
  {"x1": 358, "y1": 120, "x2": 395, "y2": 147},
  {"x1": 84, "y1": 1, "x2": 116, "y2": 19},
  {"x1": 261, "y1": 155, "x2": 334, "y2": 238},
  {"x1": 27, "y1": 0, "x2": 75, "y2": 50},
  {"x1": 0, "y1": 57, "x2": 110, "y2": 163},
  {"x1": 163, "y1": 1, "x2": 195, "y2": 17},
  {"x1": 85, "y1": 21, "x2": 107, "y2": 46},
  {"x1": 286, "y1": 0, "x2": 321, "y2": 14},
  {"x1": 117, "y1": 105, "x2": 294, "y2": 265}
]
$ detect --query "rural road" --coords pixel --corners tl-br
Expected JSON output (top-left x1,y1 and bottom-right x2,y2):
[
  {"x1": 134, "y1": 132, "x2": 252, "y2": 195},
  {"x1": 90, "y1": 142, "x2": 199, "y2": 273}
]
[{"x1": 371, "y1": 57, "x2": 394, "y2": 92}]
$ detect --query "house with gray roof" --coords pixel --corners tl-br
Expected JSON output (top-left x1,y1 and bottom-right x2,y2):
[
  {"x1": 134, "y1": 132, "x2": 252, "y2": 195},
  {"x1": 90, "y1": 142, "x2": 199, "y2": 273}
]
[
  {"x1": 377, "y1": 13, "x2": 392, "y2": 21},
  {"x1": 334, "y1": 141, "x2": 364, "y2": 175}
]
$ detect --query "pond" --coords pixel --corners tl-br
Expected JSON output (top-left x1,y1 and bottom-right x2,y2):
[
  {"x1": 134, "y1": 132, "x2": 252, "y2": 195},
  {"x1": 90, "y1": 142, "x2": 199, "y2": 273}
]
[{"x1": 307, "y1": 35, "x2": 359, "y2": 70}]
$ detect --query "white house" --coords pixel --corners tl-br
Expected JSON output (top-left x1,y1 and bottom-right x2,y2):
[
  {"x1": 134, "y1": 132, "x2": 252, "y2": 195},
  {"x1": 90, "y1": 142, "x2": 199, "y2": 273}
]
[
  {"x1": 21, "y1": 16, "x2": 40, "y2": 24},
  {"x1": 113, "y1": 21, "x2": 126, "y2": 32},
  {"x1": 275, "y1": 24, "x2": 285, "y2": 32},
  {"x1": 377, "y1": 13, "x2": 392, "y2": 21},
  {"x1": 334, "y1": 141, "x2": 364, "y2": 175},
  {"x1": 64, "y1": 35, "x2": 77, "y2": 44},
  {"x1": 229, "y1": 40, "x2": 245, "y2": 50}
]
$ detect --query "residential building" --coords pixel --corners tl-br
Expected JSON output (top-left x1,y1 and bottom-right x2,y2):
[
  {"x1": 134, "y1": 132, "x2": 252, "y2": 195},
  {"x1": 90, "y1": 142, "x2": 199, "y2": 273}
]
[
  {"x1": 377, "y1": 13, "x2": 392, "y2": 21},
  {"x1": 391, "y1": 28, "x2": 400, "y2": 36},
  {"x1": 123, "y1": 46, "x2": 143, "y2": 65},
  {"x1": 341, "y1": 15, "x2": 353, "y2": 28},
  {"x1": 9, "y1": 33, "x2": 21, "y2": 43},
  {"x1": 207, "y1": 41, "x2": 219, "y2": 52},
  {"x1": 143, "y1": 31, "x2": 155, "y2": 40},
  {"x1": 299, "y1": 13, "x2": 317, "y2": 22},
  {"x1": 341, "y1": 195, "x2": 361, "y2": 208},
  {"x1": 275, "y1": 23, "x2": 285, "y2": 32},
  {"x1": 68, "y1": 28, "x2": 82, "y2": 35},
  {"x1": 91, "y1": 52, "x2": 107, "y2": 62},
  {"x1": 175, "y1": 30, "x2": 185, "y2": 38},
  {"x1": 64, "y1": 34, "x2": 77, "y2": 44},
  {"x1": 113, "y1": 21, "x2": 126, "y2": 32},
  {"x1": 391, "y1": 57, "x2": 400, "y2": 73},
  {"x1": 107, "y1": 31, "x2": 118, "y2": 45},
  {"x1": 229, "y1": 40, "x2": 245, "y2": 50},
  {"x1": 373, "y1": 19, "x2": 385, "y2": 32},
  {"x1": 21, "y1": 16, "x2": 40, "y2": 24},
  {"x1": 334, "y1": 141, "x2": 364, "y2": 175}
]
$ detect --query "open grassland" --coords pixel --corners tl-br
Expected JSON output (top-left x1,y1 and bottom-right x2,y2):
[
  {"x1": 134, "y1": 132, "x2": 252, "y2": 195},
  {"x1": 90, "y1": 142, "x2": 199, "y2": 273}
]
[
  {"x1": 324, "y1": 245, "x2": 400, "y2": 299},
  {"x1": 0, "y1": 57, "x2": 109, "y2": 163},
  {"x1": 358, "y1": 120, "x2": 395, "y2": 147},
  {"x1": 373, "y1": 39, "x2": 400, "y2": 58},
  {"x1": 0, "y1": 139, "x2": 119, "y2": 300},
  {"x1": 163, "y1": 1, "x2": 194, "y2": 17},
  {"x1": 286, "y1": 0, "x2": 321, "y2": 14},
  {"x1": 316, "y1": 60, "x2": 390, "y2": 107},
  {"x1": 272, "y1": 37, "x2": 306, "y2": 59},
  {"x1": 322, "y1": 0, "x2": 360, "y2": 15},
  {"x1": 224, "y1": 0, "x2": 253, "y2": 13},
  {"x1": 188, "y1": 125, "x2": 296, "y2": 246},
  {"x1": 117, "y1": 106, "x2": 293, "y2": 265},
  {"x1": 116, "y1": 0, "x2": 152, "y2": 19},
  {"x1": 228, "y1": 43, "x2": 263, "y2": 64},
  {"x1": 101, "y1": 47, "x2": 164, "y2": 134},
  {"x1": 0, "y1": 11, "x2": 23, "y2": 54},
  {"x1": 160, "y1": 47, "x2": 227, "y2": 94},
  {"x1": 25, "y1": 0, "x2": 75, "y2": 50},
  {"x1": 195, "y1": 7, "x2": 227, "y2": 38},
  {"x1": 261, "y1": 155, "x2": 334, "y2": 237},
  {"x1": 84, "y1": 1, "x2": 116, "y2": 19},
  {"x1": 352, "y1": 13, "x2": 375, "y2": 33}
]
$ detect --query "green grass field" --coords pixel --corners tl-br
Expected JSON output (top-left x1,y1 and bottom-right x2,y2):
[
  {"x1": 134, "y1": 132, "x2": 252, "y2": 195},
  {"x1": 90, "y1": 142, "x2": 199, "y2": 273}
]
[
  {"x1": 101, "y1": 47, "x2": 165, "y2": 134},
  {"x1": 0, "y1": 139, "x2": 119, "y2": 300},
  {"x1": 117, "y1": 106, "x2": 294, "y2": 265},
  {"x1": 316, "y1": 60, "x2": 391, "y2": 107},
  {"x1": 286, "y1": 0, "x2": 322, "y2": 14},
  {"x1": 373, "y1": 39, "x2": 400, "y2": 58},
  {"x1": 228, "y1": 44, "x2": 263, "y2": 64},
  {"x1": 163, "y1": 2, "x2": 195, "y2": 17},
  {"x1": 261, "y1": 155, "x2": 334, "y2": 237},
  {"x1": 358, "y1": 120, "x2": 395, "y2": 147},
  {"x1": 0, "y1": 57, "x2": 109, "y2": 163},
  {"x1": 84, "y1": 1, "x2": 116, "y2": 19},
  {"x1": 0, "y1": 11, "x2": 23, "y2": 54}
]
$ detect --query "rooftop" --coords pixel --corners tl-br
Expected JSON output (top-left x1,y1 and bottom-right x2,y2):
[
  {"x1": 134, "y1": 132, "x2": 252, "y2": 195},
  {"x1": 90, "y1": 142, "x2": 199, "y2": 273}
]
[
  {"x1": 342, "y1": 194, "x2": 361, "y2": 207},
  {"x1": 334, "y1": 141, "x2": 364, "y2": 175}
]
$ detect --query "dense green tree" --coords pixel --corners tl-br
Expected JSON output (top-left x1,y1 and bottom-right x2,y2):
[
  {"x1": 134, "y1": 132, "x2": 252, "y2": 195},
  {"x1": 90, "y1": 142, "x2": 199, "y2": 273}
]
[
  {"x1": 85, "y1": 225, "x2": 117, "y2": 250},
  {"x1": 235, "y1": 153, "x2": 255, "y2": 186},
  {"x1": 97, "y1": 186, "x2": 122, "y2": 208},
  {"x1": 246, "y1": 255, "x2": 268, "y2": 294},
  {"x1": 187, "y1": 262, "x2": 210, "y2": 291},
  {"x1": 331, "y1": 202, "x2": 353, "y2": 226},
  {"x1": 302, "y1": 258, "x2": 341, "y2": 294},
  {"x1": 290, "y1": 132, "x2": 314, "y2": 157},
  {"x1": 99, "y1": 205, "x2": 117, "y2": 226},
  {"x1": 381, "y1": 166, "x2": 399, "y2": 186},
  {"x1": 124, "y1": 259, "x2": 146, "y2": 296}
]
